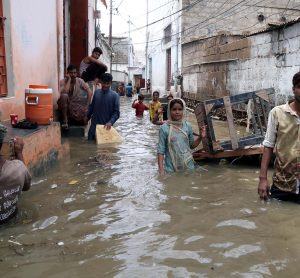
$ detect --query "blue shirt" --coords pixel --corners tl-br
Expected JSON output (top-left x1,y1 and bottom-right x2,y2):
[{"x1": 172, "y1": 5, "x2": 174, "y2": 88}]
[
  {"x1": 157, "y1": 121, "x2": 194, "y2": 172},
  {"x1": 87, "y1": 88, "x2": 120, "y2": 140},
  {"x1": 126, "y1": 85, "x2": 133, "y2": 97}
]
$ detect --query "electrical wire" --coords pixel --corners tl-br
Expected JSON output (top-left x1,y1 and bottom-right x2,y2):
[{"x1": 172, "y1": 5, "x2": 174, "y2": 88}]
[
  {"x1": 137, "y1": 0, "x2": 260, "y2": 45},
  {"x1": 144, "y1": 0, "x2": 293, "y2": 46},
  {"x1": 111, "y1": 0, "x2": 300, "y2": 47},
  {"x1": 116, "y1": 0, "x2": 125, "y2": 10},
  {"x1": 113, "y1": 0, "x2": 205, "y2": 36}
]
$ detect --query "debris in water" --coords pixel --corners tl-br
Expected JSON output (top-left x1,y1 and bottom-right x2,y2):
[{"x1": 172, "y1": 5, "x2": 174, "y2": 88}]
[
  {"x1": 57, "y1": 241, "x2": 64, "y2": 246},
  {"x1": 51, "y1": 184, "x2": 58, "y2": 189},
  {"x1": 68, "y1": 180, "x2": 78, "y2": 185},
  {"x1": 8, "y1": 240, "x2": 22, "y2": 246}
]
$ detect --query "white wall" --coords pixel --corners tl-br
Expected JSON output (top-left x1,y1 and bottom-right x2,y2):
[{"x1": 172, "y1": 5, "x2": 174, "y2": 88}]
[
  {"x1": 112, "y1": 63, "x2": 127, "y2": 73},
  {"x1": 0, "y1": 0, "x2": 60, "y2": 120},
  {"x1": 147, "y1": 0, "x2": 181, "y2": 94},
  {"x1": 88, "y1": 0, "x2": 96, "y2": 54},
  {"x1": 112, "y1": 70, "x2": 128, "y2": 83},
  {"x1": 227, "y1": 23, "x2": 300, "y2": 104}
]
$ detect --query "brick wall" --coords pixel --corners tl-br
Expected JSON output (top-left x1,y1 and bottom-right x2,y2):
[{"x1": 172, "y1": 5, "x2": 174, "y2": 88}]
[{"x1": 182, "y1": 21, "x2": 300, "y2": 103}]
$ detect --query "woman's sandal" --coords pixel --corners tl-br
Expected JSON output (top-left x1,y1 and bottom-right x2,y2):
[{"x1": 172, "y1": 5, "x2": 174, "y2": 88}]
[{"x1": 61, "y1": 123, "x2": 69, "y2": 130}]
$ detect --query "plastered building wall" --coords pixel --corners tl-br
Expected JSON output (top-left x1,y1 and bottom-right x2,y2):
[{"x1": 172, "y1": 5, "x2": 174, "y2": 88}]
[
  {"x1": 0, "y1": 0, "x2": 60, "y2": 121},
  {"x1": 181, "y1": 0, "x2": 300, "y2": 44},
  {"x1": 147, "y1": 0, "x2": 182, "y2": 94},
  {"x1": 182, "y1": 21, "x2": 300, "y2": 103}
]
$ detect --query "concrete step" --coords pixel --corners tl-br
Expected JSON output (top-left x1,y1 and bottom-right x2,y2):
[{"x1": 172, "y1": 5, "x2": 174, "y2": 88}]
[{"x1": 61, "y1": 125, "x2": 86, "y2": 137}]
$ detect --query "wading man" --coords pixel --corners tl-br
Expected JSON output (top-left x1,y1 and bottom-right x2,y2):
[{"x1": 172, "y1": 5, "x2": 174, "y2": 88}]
[
  {"x1": 0, "y1": 124, "x2": 31, "y2": 224},
  {"x1": 86, "y1": 73, "x2": 120, "y2": 140},
  {"x1": 258, "y1": 72, "x2": 300, "y2": 202}
]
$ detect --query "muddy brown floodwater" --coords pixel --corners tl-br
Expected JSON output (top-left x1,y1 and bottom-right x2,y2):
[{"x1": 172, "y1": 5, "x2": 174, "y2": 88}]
[{"x1": 1, "y1": 98, "x2": 300, "y2": 278}]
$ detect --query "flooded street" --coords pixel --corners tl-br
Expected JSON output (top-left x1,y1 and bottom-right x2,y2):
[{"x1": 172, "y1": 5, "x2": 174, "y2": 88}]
[{"x1": 1, "y1": 98, "x2": 300, "y2": 278}]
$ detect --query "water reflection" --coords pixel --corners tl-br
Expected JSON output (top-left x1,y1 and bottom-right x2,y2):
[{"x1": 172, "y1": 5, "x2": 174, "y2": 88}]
[{"x1": 0, "y1": 98, "x2": 299, "y2": 277}]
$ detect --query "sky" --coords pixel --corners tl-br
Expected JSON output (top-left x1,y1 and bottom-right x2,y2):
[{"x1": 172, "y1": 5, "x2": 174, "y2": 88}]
[{"x1": 99, "y1": 0, "x2": 148, "y2": 50}]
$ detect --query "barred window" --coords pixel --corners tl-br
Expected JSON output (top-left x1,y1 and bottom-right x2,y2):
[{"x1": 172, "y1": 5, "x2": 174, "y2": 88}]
[{"x1": 164, "y1": 24, "x2": 172, "y2": 44}]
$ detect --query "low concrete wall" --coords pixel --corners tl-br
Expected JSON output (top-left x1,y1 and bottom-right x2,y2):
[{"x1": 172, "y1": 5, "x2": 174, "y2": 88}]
[{"x1": 1, "y1": 122, "x2": 69, "y2": 176}]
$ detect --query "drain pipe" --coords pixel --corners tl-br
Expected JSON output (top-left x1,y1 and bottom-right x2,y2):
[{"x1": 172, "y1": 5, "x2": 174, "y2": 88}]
[{"x1": 57, "y1": 0, "x2": 64, "y2": 81}]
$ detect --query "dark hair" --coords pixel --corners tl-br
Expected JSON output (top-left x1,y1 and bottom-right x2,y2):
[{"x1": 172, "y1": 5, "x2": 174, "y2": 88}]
[
  {"x1": 153, "y1": 91, "x2": 159, "y2": 97},
  {"x1": 67, "y1": 64, "x2": 77, "y2": 71},
  {"x1": 167, "y1": 94, "x2": 173, "y2": 100},
  {"x1": 100, "y1": 73, "x2": 113, "y2": 82},
  {"x1": 92, "y1": 47, "x2": 103, "y2": 55},
  {"x1": 138, "y1": 94, "x2": 144, "y2": 100},
  {"x1": 292, "y1": 72, "x2": 300, "y2": 87},
  {"x1": 170, "y1": 99, "x2": 184, "y2": 110}
]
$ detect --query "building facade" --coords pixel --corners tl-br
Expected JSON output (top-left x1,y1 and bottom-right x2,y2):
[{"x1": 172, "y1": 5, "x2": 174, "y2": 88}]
[
  {"x1": 147, "y1": 0, "x2": 182, "y2": 96},
  {"x1": 0, "y1": 0, "x2": 108, "y2": 121}
]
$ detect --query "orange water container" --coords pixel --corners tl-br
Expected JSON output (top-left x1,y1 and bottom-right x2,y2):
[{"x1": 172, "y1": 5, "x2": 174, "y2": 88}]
[{"x1": 25, "y1": 85, "x2": 53, "y2": 125}]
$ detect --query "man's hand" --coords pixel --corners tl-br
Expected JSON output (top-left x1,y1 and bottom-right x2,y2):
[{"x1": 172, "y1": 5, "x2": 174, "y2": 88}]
[
  {"x1": 13, "y1": 137, "x2": 25, "y2": 162},
  {"x1": 83, "y1": 116, "x2": 89, "y2": 125},
  {"x1": 199, "y1": 125, "x2": 207, "y2": 139},
  {"x1": 65, "y1": 74, "x2": 71, "y2": 82},
  {"x1": 258, "y1": 177, "x2": 270, "y2": 200},
  {"x1": 104, "y1": 122, "x2": 112, "y2": 130},
  {"x1": 13, "y1": 137, "x2": 24, "y2": 154}
]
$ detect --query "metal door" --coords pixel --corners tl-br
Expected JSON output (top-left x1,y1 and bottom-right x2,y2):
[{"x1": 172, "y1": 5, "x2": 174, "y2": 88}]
[{"x1": 70, "y1": 0, "x2": 88, "y2": 68}]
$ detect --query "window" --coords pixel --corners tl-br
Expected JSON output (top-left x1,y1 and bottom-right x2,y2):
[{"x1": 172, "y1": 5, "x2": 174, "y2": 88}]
[{"x1": 164, "y1": 24, "x2": 172, "y2": 44}]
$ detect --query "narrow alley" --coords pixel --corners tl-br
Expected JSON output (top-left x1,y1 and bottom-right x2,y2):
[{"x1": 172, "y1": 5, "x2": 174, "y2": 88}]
[
  {"x1": 1, "y1": 0, "x2": 300, "y2": 277},
  {"x1": 1, "y1": 99, "x2": 299, "y2": 277}
]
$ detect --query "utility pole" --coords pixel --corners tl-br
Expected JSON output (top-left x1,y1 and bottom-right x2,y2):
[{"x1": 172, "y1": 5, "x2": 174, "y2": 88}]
[
  {"x1": 109, "y1": 0, "x2": 113, "y2": 73},
  {"x1": 145, "y1": 0, "x2": 149, "y2": 84},
  {"x1": 127, "y1": 15, "x2": 131, "y2": 82},
  {"x1": 174, "y1": 0, "x2": 180, "y2": 94}
]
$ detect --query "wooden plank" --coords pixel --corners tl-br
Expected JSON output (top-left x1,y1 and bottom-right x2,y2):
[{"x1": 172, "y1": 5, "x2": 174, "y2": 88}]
[
  {"x1": 252, "y1": 96, "x2": 264, "y2": 135},
  {"x1": 204, "y1": 88, "x2": 275, "y2": 106},
  {"x1": 259, "y1": 97, "x2": 268, "y2": 127},
  {"x1": 223, "y1": 96, "x2": 239, "y2": 150},
  {"x1": 220, "y1": 136, "x2": 264, "y2": 150},
  {"x1": 193, "y1": 146, "x2": 263, "y2": 160},
  {"x1": 204, "y1": 103, "x2": 214, "y2": 115},
  {"x1": 194, "y1": 103, "x2": 214, "y2": 153},
  {"x1": 256, "y1": 90, "x2": 271, "y2": 102}
]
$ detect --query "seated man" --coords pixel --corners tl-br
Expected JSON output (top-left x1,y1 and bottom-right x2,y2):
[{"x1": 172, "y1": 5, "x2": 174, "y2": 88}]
[
  {"x1": 57, "y1": 64, "x2": 92, "y2": 129},
  {"x1": 0, "y1": 124, "x2": 31, "y2": 224},
  {"x1": 80, "y1": 47, "x2": 108, "y2": 83}
]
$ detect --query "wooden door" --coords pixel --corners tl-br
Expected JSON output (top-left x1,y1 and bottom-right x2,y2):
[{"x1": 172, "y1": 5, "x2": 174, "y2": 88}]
[
  {"x1": 70, "y1": 0, "x2": 88, "y2": 68},
  {"x1": 0, "y1": 0, "x2": 7, "y2": 97}
]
